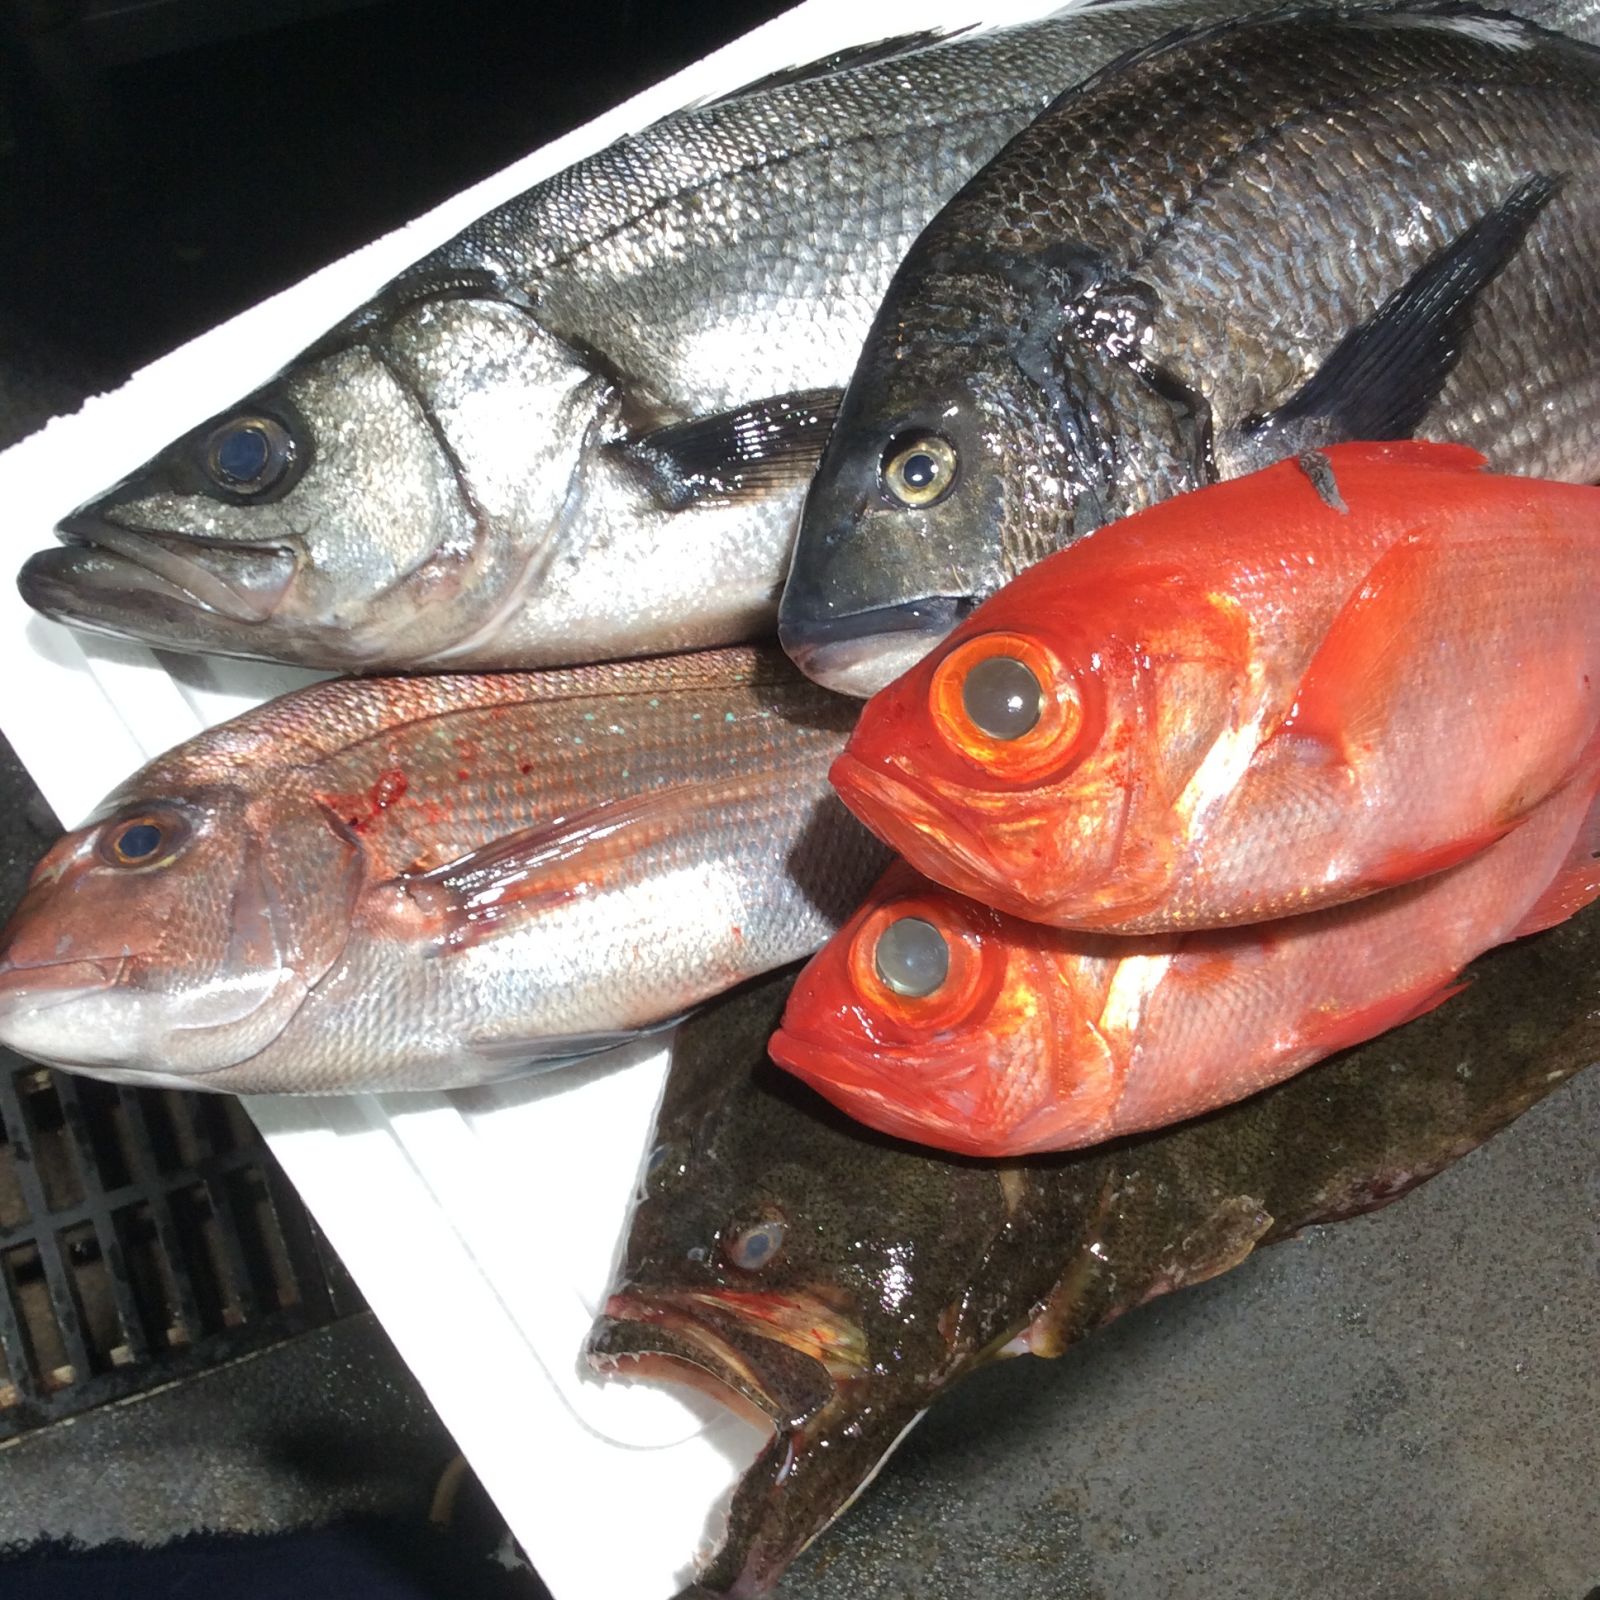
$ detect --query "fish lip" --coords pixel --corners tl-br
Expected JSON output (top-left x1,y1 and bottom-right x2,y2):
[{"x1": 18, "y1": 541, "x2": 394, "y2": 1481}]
[
  {"x1": 778, "y1": 595, "x2": 972, "y2": 697},
  {"x1": 830, "y1": 752, "x2": 1004, "y2": 897},
  {"x1": 24, "y1": 511, "x2": 296, "y2": 628},
  {"x1": 589, "y1": 1285, "x2": 866, "y2": 1426}
]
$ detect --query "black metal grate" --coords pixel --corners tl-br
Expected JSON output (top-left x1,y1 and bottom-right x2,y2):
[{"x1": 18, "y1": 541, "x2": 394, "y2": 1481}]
[{"x1": 0, "y1": 1053, "x2": 362, "y2": 1436}]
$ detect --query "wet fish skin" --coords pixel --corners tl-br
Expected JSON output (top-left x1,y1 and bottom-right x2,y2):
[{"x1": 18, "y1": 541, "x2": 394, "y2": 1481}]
[
  {"x1": 770, "y1": 766, "x2": 1600, "y2": 1155},
  {"x1": 591, "y1": 892, "x2": 1600, "y2": 1593},
  {"x1": 24, "y1": 0, "x2": 1600, "y2": 673},
  {"x1": 0, "y1": 649, "x2": 885, "y2": 1093},
  {"x1": 781, "y1": 4, "x2": 1600, "y2": 696},
  {"x1": 830, "y1": 443, "x2": 1600, "y2": 932}
]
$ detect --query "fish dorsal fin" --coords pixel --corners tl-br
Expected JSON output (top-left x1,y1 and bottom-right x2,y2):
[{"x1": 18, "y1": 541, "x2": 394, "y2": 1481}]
[
  {"x1": 1244, "y1": 172, "x2": 1563, "y2": 452},
  {"x1": 620, "y1": 388, "x2": 841, "y2": 511},
  {"x1": 393, "y1": 786, "x2": 703, "y2": 952},
  {"x1": 697, "y1": 28, "x2": 966, "y2": 107}
]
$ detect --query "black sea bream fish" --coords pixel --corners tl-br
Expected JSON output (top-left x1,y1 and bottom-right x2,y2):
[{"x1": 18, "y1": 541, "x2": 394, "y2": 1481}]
[
  {"x1": 20, "y1": 0, "x2": 1600, "y2": 670},
  {"x1": 780, "y1": 4, "x2": 1600, "y2": 694}
]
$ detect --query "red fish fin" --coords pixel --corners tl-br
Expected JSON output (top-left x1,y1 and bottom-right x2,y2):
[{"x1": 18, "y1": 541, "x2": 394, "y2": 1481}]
[
  {"x1": 1296, "y1": 979, "x2": 1470, "y2": 1063},
  {"x1": 1318, "y1": 440, "x2": 1488, "y2": 475},
  {"x1": 393, "y1": 787, "x2": 696, "y2": 952},
  {"x1": 1365, "y1": 818, "x2": 1517, "y2": 890},
  {"x1": 1273, "y1": 534, "x2": 1439, "y2": 765},
  {"x1": 1507, "y1": 784, "x2": 1600, "y2": 940}
]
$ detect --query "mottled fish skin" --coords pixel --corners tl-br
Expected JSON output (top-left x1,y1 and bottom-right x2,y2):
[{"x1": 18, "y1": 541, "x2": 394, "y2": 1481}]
[
  {"x1": 0, "y1": 649, "x2": 885, "y2": 1093},
  {"x1": 590, "y1": 891, "x2": 1600, "y2": 1593},
  {"x1": 781, "y1": 3, "x2": 1600, "y2": 695},
  {"x1": 22, "y1": 0, "x2": 1600, "y2": 672}
]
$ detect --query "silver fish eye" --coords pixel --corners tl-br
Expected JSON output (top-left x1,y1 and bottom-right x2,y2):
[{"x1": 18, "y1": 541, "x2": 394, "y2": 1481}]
[
  {"x1": 881, "y1": 432, "x2": 957, "y2": 508},
  {"x1": 202, "y1": 414, "x2": 295, "y2": 498},
  {"x1": 874, "y1": 916, "x2": 949, "y2": 998},
  {"x1": 962, "y1": 654, "x2": 1042, "y2": 740},
  {"x1": 725, "y1": 1218, "x2": 786, "y2": 1271}
]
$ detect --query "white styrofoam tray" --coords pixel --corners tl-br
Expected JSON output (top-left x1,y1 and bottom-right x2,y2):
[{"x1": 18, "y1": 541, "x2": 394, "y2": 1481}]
[{"x1": 0, "y1": 3, "x2": 1069, "y2": 1593}]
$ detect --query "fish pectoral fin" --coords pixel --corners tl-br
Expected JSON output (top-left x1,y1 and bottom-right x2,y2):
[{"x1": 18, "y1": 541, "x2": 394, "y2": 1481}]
[
  {"x1": 1271, "y1": 533, "x2": 1439, "y2": 768},
  {"x1": 1244, "y1": 172, "x2": 1563, "y2": 452},
  {"x1": 619, "y1": 388, "x2": 841, "y2": 512},
  {"x1": 464, "y1": 1015, "x2": 683, "y2": 1071},
  {"x1": 395, "y1": 788, "x2": 696, "y2": 952}
]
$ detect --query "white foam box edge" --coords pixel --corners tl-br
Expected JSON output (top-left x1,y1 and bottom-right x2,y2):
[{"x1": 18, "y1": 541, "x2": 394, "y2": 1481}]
[{"x1": 0, "y1": 2, "x2": 1071, "y2": 1593}]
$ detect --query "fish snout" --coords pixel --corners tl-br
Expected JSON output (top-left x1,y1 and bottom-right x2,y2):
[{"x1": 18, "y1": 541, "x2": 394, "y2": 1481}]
[
  {"x1": 21, "y1": 512, "x2": 299, "y2": 646},
  {"x1": 777, "y1": 593, "x2": 973, "y2": 698}
]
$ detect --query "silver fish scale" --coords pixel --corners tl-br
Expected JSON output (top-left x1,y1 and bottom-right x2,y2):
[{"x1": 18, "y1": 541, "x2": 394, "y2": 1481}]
[{"x1": 413, "y1": 4, "x2": 1306, "y2": 416}]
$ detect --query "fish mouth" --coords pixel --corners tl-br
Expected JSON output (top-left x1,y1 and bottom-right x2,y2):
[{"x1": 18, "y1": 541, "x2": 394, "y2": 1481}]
[
  {"x1": 588, "y1": 1284, "x2": 866, "y2": 1430},
  {"x1": 20, "y1": 512, "x2": 298, "y2": 637},
  {"x1": 778, "y1": 596, "x2": 972, "y2": 698},
  {"x1": 829, "y1": 753, "x2": 1004, "y2": 902}
]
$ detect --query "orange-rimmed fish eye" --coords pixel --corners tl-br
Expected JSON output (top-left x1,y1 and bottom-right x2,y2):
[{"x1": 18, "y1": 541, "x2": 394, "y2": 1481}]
[
  {"x1": 930, "y1": 631, "x2": 1087, "y2": 781},
  {"x1": 848, "y1": 896, "x2": 994, "y2": 1036},
  {"x1": 99, "y1": 814, "x2": 184, "y2": 870},
  {"x1": 880, "y1": 431, "x2": 957, "y2": 508}
]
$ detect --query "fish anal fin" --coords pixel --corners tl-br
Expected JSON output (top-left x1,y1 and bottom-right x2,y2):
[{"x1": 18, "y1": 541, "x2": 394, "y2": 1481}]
[
  {"x1": 621, "y1": 388, "x2": 841, "y2": 511},
  {"x1": 395, "y1": 788, "x2": 694, "y2": 952},
  {"x1": 1296, "y1": 979, "x2": 1470, "y2": 1065},
  {"x1": 1508, "y1": 782, "x2": 1600, "y2": 940},
  {"x1": 1245, "y1": 172, "x2": 1562, "y2": 453},
  {"x1": 1272, "y1": 533, "x2": 1438, "y2": 766}
]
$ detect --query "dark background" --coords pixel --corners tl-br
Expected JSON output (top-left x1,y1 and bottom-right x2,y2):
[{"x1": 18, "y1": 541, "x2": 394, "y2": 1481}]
[{"x1": 0, "y1": 0, "x2": 790, "y2": 418}]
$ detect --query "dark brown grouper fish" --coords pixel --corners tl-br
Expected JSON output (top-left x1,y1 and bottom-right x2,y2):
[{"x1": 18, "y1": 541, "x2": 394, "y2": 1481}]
[
  {"x1": 589, "y1": 899, "x2": 1600, "y2": 1592},
  {"x1": 781, "y1": 3, "x2": 1600, "y2": 694}
]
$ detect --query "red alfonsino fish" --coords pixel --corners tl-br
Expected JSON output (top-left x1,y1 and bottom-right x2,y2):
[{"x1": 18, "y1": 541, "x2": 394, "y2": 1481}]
[
  {"x1": 769, "y1": 766, "x2": 1600, "y2": 1156},
  {"x1": 830, "y1": 442, "x2": 1600, "y2": 932}
]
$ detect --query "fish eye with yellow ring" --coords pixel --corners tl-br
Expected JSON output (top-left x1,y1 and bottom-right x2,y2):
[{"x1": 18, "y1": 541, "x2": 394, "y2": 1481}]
[
  {"x1": 98, "y1": 813, "x2": 187, "y2": 870},
  {"x1": 880, "y1": 431, "x2": 958, "y2": 508},
  {"x1": 930, "y1": 631, "x2": 1089, "y2": 782}
]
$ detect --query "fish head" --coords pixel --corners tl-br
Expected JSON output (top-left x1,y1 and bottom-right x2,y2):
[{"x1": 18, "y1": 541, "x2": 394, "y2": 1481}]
[
  {"x1": 828, "y1": 543, "x2": 1251, "y2": 925},
  {"x1": 778, "y1": 248, "x2": 1191, "y2": 698},
  {"x1": 768, "y1": 863, "x2": 1093, "y2": 1157},
  {"x1": 20, "y1": 284, "x2": 622, "y2": 670},
  {"x1": 0, "y1": 743, "x2": 365, "y2": 1086},
  {"x1": 588, "y1": 969, "x2": 1025, "y2": 1592}
]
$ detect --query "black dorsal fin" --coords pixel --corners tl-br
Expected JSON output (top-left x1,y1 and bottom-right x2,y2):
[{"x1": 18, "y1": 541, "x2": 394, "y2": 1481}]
[{"x1": 1244, "y1": 172, "x2": 1563, "y2": 453}]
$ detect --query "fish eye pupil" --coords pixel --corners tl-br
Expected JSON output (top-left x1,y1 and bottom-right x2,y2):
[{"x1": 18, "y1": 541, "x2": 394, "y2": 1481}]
[
  {"x1": 962, "y1": 655, "x2": 1042, "y2": 741},
  {"x1": 874, "y1": 916, "x2": 949, "y2": 999},
  {"x1": 115, "y1": 823, "x2": 162, "y2": 861},
  {"x1": 215, "y1": 425, "x2": 270, "y2": 484},
  {"x1": 881, "y1": 432, "x2": 957, "y2": 507},
  {"x1": 727, "y1": 1219, "x2": 786, "y2": 1271}
]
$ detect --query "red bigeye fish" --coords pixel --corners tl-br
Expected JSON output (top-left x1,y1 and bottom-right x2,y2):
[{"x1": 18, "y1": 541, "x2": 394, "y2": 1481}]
[
  {"x1": 829, "y1": 442, "x2": 1600, "y2": 932},
  {"x1": 770, "y1": 763, "x2": 1600, "y2": 1156}
]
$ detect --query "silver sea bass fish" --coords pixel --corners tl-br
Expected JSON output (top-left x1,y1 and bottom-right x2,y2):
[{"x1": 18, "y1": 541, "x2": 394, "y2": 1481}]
[
  {"x1": 21, "y1": 0, "x2": 1600, "y2": 671},
  {"x1": 780, "y1": 3, "x2": 1600, "y2": 694}
]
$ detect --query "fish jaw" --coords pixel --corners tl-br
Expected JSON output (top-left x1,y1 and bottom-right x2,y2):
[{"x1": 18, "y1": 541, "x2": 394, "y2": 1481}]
[
  {"x1": 828, "y1": 752, "x2": 1022, "y2": 912},
  {"x1": 21, "y1": 511, "x2": 302, "y2": 658},
  {"x1": 589, "y1": 1286, "x2": 927, "y2": 1596},
  {"x1": 778, "y1": 594, "x2": 973, "y2": 698}
]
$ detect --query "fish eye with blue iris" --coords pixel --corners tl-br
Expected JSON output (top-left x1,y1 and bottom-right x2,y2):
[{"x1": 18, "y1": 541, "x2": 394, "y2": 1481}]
[
  {"x1": 724, "y1": 1216, "x2": 787, "y2": 1272},
  {"x1": 198, "y1": 411, "x2": 301, "y2": 501},
  {"x1": 99, "y1": 813, "x2": 183, "y2": 869}
]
